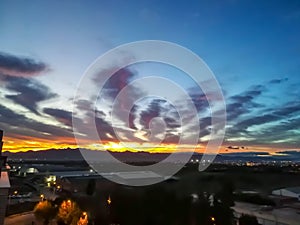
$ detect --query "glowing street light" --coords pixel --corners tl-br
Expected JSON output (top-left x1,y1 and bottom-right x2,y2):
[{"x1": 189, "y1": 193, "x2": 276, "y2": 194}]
[
  {"x1": 78, "y1": 211, "x2": 88, "y2": 225},
  {"x1": 56, "y1": 185, "x2": 61, "y2": 192},
  {"x1": 211, "y1": 216, "x2": 216, "y2": 224},
  {"x1": 107, "y1": 195, "x2": 112, "y2": 205}
]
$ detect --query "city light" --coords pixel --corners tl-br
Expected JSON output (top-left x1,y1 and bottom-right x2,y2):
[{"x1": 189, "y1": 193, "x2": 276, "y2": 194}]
[
  {"x1": 77, "y1": 211, "x2": 88, "y2": 225},
  {"x1": 107, "y1": 195, "x2": 112, "y2": 205}
]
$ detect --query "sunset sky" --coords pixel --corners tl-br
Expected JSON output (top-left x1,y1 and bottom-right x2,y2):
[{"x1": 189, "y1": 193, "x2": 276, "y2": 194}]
[{"x1": 0, "y1": 0, "x2": 300, "y2": 153}]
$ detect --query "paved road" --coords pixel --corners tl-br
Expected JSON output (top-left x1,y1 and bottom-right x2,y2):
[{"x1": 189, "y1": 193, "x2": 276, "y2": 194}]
[
  {"x1": 4, "y1": 212, "x2": 41, "y2": 225},
  {"x1": 5, "y1": 187, "x2": 59, "y2": 225},
  {"x1": 40, "y1": 187, "x2": 58, "y2": 201}
]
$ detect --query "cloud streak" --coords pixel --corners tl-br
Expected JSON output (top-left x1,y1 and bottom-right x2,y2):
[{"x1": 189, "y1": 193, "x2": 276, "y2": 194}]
[
  {"x1": 1, "y1": 74, "x2": 57, "y2": 114},
  {"x1": 43, "y1": 108, "x2": 73, "y2": 127},
  {"x1": 0, "y1": 52, "x2": 48, "y2": 77},
  {"x1": 225, "y1": 79, "x2": 300, "y2": 149},
  {"x1": 226, "y1": 85, "x2": 265, "y2": 121},
  {"x1": 0, "y1": 104, "x2": 74, "y2": 141}
]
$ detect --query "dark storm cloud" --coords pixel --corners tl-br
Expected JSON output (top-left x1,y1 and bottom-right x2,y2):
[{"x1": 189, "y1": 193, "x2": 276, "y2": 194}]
[
  {"x1": 2, "y1": 75, "x2": 57, "y2": 114},
  {"x1": 0, "y1": 52, "x2": 48, "y2": 77},
  {"x1": 43, "y1": 108, "x2": 73, "y2": 127},
  {"x1": 0, "y1": 104, "x2": 73, "y2": 140}
]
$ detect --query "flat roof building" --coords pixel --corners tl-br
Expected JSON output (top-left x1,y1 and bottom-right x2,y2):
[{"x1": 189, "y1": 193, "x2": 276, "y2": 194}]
[
  {"x1": 232, "y1": 201, "x2": 300, "y2": 225},
  {"x1": 0, "y1": 130, "x2": 10, "y2": 225},
  {"x1": 272, "y1": 187, "x2": 300, "y2": 201}
]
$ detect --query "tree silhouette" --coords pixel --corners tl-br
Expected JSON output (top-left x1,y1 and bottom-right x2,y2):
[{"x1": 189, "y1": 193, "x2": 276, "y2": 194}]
[
  {"x1": 86, "y1": 179, "x2": 96, "y2": 196},
  {"x1": 239, "y1": 214, "x2": 259, "y2": 225},
  {"x1": 34, "y1": 200, "x2": 57, "y2": 225},
  {"x1": 215, "y1": 178, "x2": 235, "y2": 207},
  {"x1": 57, "y1": 200, "x2": 82, "y2": 225}
]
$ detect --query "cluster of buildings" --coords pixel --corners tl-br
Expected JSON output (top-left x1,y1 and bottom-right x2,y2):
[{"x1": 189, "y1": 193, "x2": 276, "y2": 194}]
[
  {"x1": 1, "y1": 128, "x2": 300, "y2": 225},
  {"x1": 0, "y1": 130, "x2": 10, "y2": 225},
  {"x1": 233, "y1": 187, "x2": 300, "y2": 225}
]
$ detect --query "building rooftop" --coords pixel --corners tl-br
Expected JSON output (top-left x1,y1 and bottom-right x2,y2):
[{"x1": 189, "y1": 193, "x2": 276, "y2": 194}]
[
  {"x1": 285, "y1": 186, "x2": 300, "y2": 194},
  {"x1": 50, "y1": 170, "x2": 167, "y2": 181},
  {"x1": 233, "y1": 201, "x2": 300, "y2": 225},
  {"x1": 49, "y1": 170, "x2": 97, "y2": 178},
  {"x1": 110, "y1": 171, "x2": 163, "y2": 180}
]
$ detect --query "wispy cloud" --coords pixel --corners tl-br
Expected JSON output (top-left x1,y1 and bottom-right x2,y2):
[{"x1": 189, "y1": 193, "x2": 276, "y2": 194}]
[
  {"x1": 269, "y1": 78, "x2": 288, "y2": 84},
  {"x1": 1, "y1": 74, "x2": 57, "y2": 114},
  {"x1": 43, "y1": 108, "x2": 73, "y2": 127},
  {"x1": 225, "y1": 78, "x2": 300, "y2": 149},
  {"x1": 227, "y1": 85, "x2": 265, "y2": 121},
  {"x1": 0, "y1": 104, "x2": 73, "y2": 141},
  {"x1": 0, "y1": 52, "x2": 48, "y2": 77},
  {"x1": 0, "y1": 52, "x2": 55, "y2": 114}
]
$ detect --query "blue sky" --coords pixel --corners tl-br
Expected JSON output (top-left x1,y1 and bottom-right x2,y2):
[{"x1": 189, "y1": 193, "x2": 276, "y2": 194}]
[{"x1": 0, "y1": 0, "x2": 299, "y2": 152}]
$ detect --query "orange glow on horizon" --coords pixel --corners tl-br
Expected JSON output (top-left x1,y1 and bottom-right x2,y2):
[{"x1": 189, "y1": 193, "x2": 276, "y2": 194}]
[{"x1": 1, "y1": 134, "x2": 293, "y2": 154}]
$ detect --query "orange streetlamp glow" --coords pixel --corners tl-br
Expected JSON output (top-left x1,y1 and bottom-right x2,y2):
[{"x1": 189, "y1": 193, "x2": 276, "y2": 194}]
[{"x1": 107, "y1": 195, "x2": 112, "y2": 205}]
